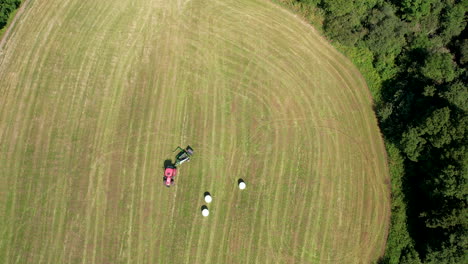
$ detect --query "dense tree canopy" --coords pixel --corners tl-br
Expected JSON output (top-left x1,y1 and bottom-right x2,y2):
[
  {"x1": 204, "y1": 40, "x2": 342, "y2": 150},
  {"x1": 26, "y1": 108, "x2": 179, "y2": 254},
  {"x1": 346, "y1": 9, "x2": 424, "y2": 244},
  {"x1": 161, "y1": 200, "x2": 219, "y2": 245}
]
[
  {"x1": 421, "y1": 52, "x2": 457, "y2": 82},
  {"x1": 0, "y1": 0, "x2": 21, "y2": 29},
  {"x1": 285, "y1": 0, "x2": 467, "y2": 263},
  {"x1": 458, "y1": 39, "x2": 468, "y2": 65}
]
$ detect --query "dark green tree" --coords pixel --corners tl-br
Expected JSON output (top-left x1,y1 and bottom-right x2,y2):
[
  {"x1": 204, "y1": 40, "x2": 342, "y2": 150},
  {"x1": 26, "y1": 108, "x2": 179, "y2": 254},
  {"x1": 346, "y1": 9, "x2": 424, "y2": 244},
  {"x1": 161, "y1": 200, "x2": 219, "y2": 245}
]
[
  {"x1": 441, "y1": 81, "x2": 468, "y2": 111},
  {"x1": 363, "y1": 4, "x2": 408, "y2": 79},
  {"x1": 439, "y1": 1, "x2": 467, "y2": 45},
  {"x1": 0, "y1": 0, "x2": 21, "y2": 29},
  {"x1": 458, "y1": 39, "x2": 468, "y2": 65},
  {"x1": 397, "y1": 0, "x2": 434, "y2": 21},
  {"x1": 323, "y1": 13, "x2": 365, "y2": 45},
  {"x1": 421, "y1": 52, "x2": 457, "y2": 83}
]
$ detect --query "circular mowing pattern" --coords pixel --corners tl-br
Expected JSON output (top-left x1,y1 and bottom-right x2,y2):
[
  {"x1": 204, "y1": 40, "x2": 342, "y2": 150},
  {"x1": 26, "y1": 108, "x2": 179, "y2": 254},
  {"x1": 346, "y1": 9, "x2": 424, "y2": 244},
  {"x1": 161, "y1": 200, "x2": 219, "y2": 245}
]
[{"x1": 0, "y1": 0, "x2": 390, "y2": 263}]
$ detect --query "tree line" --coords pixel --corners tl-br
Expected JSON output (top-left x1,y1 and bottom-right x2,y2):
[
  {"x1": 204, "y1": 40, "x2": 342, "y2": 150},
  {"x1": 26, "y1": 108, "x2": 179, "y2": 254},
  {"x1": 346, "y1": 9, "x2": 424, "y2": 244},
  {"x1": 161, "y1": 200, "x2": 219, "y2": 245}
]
[
  {"x1": 280, "y1": 0, "x2": 467, "y2": 263},
  {"x1": 0, "y1": 0, "x2": 21, "y2": 31}
]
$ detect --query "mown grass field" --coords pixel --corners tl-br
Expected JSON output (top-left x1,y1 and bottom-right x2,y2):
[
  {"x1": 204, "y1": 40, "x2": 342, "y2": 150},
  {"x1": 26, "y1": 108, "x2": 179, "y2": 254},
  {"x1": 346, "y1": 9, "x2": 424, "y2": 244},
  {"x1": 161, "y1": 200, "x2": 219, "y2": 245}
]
[{"x1": 0, "y1": 0, "x2": 390, "y2": 263}]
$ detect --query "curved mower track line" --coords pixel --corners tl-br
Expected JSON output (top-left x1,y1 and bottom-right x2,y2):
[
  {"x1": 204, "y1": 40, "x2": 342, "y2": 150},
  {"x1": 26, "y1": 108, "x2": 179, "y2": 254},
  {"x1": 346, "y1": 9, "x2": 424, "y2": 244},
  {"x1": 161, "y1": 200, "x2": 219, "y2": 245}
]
[{"x1": 0, "y1": 0, "x2": 390, "y2": 263}]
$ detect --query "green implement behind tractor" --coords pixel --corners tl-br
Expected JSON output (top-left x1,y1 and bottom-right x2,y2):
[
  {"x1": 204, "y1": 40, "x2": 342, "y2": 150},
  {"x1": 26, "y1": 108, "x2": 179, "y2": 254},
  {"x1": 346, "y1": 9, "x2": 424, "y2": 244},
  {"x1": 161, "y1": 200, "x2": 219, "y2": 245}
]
[{"x1": 174, "y1": 146, "x2": 194, "y2": 166}]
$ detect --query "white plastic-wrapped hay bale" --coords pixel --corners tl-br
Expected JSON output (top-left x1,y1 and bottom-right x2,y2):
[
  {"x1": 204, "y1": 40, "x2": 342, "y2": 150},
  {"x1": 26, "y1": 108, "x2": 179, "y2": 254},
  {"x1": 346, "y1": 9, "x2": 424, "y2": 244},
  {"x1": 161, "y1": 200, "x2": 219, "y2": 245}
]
[
  {"x1": 202, "y1": 208, "x2": 209, "y2": 217},
  {"x1": 201, "y1": 205, "x2": 209, "y2": 217},
  {"x1": 238, "y1": 179, "x2": 246, "y2": 190},
  {"x1": 204, "y1": 193, "x2": 212, "y2": 203}
]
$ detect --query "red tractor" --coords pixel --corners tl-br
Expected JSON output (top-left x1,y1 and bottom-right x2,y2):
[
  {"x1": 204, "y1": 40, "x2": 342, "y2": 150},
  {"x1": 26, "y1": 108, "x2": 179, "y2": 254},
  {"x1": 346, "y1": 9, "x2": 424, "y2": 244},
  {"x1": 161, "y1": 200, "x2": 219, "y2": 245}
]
[
  {"x1": 163, "y1": 164, "x2": 177, "y2": 187},
  {"x1": 163, "y1": 146, "x2": 194, "y2": 187}
]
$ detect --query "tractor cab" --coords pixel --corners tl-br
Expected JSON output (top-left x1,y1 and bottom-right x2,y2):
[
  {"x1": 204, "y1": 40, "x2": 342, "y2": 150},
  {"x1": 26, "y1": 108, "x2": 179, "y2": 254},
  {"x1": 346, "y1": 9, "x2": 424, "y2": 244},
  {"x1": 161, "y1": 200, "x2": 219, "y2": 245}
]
[{"x1": 175, "y1": 146, "x2": 194, "y2": 166}]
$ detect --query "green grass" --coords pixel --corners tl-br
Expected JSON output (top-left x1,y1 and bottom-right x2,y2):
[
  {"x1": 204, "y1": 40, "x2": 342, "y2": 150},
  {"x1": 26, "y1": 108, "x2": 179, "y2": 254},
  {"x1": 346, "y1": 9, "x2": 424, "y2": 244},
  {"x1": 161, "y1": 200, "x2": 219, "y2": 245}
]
[{"x1": 0, "y1": 0, "x2": 390, "y2": 263}]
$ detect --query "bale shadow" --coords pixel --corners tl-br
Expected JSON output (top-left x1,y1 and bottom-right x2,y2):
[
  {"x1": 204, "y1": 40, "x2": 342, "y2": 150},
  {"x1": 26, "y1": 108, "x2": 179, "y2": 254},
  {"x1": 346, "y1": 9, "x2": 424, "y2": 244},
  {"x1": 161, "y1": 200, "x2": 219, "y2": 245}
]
[
  {"x1": 200, "y1": 205, "x2": 208, "y2": 212},
  {"x1": 204, "y1": 191, "x2": 211, "y2": 197},
  {"x1": 238, "y1": 178, "x2": 244, "y2": 185}
]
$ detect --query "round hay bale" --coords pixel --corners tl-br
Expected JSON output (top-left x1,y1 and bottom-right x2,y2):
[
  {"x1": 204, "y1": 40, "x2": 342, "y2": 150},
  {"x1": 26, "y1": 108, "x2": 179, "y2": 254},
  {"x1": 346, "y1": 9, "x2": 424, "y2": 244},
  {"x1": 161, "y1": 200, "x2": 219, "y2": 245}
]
[
  {"x1": 239, "y1": 181, "x2": 246, "y2": 190},
  {"x1": 205, "y1": 194, "x2": 212, "y2": 203},
  {"x1": 202, "y1": 208, "x2": 210, "y2": 217}
]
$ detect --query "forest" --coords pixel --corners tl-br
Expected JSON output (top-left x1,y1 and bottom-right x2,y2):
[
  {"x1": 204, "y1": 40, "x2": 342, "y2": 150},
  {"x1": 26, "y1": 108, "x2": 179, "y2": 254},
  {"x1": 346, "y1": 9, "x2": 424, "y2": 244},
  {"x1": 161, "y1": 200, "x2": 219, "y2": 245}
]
[
  {"x1": 0, "y1": 0, "x2": 21, "y2": 30},
  {"x1": 280, "y1": 0, "x2": 467, "y2": 263}
]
